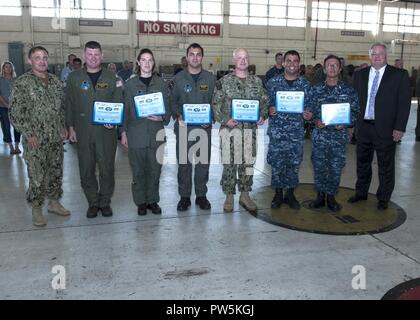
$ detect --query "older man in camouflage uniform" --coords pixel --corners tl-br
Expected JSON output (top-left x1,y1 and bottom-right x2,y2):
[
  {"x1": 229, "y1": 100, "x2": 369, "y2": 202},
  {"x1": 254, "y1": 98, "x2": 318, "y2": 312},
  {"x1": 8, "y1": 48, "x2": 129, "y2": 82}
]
[
  {"x1": 266, "y1": 50, "x2": 313, "y2": 210},
  {"x1": 310, "y1": 55, "x2": 359, "y2": 212},
  {"x1": 9, "y1": 46, "x2": 70, "y2": 227},
  {"x1": 213, "y1": 48, "x2": 268, "y2": 213}
]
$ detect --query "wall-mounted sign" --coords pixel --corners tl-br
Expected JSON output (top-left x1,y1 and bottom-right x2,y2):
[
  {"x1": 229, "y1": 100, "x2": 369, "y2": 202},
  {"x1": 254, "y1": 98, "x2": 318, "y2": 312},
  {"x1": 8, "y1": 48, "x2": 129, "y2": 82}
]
[
  {"x1": 347, "y1": 55, "x2": 369, "y2": 61},
  {"x1": 341, "y1": 30, "x2": 365, "y2": 37},
  {"x1": 139, "y1": 21, "x2": 221, "y2": 36},
  {"x1": 79, "y1": 20, "x2": 113, "y2": 27}
]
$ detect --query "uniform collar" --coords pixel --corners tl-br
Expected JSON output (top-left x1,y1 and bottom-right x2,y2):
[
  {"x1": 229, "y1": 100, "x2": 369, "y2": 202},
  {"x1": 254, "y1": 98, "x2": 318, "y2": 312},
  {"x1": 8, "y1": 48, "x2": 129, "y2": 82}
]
[
  {"x1": 138, "y1": 73, "x2": 157, "y2": 84},
  {"x1": 185, "y1": 69, "x2": 204, "y2": 81},
  {"x1": 84, "y1": 67, "x2": 104, "y2": 75},
  {"x1": 281, "y1": 74, "x2": 303, "y2": 84},
  {"x1": 29, "y1": 70, "x2": 53, "y2": 84},
  {"x1": 323, "y1": 79, "x2": 343, "y2": 89}
]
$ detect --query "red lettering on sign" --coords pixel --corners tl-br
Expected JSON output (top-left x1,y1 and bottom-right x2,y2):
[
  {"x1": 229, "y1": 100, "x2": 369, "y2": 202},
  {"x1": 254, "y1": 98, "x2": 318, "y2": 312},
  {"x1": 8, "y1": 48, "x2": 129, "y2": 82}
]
[{"x1": 139, "y1": 21, "x2": 221, "y2": 36}]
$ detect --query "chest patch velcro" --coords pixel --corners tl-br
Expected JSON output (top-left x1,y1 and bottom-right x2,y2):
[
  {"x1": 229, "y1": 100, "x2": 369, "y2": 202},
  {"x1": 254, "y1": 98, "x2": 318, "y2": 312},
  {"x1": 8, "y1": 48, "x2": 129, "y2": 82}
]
[{"x1": 96, "y1": 83, "x2": 109, "y2": 89}]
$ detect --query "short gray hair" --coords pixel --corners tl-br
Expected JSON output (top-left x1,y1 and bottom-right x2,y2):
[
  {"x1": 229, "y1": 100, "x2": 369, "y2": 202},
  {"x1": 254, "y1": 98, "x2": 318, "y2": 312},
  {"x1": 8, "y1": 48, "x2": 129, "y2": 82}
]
[
  {"x1": 369, "y1": 42, "x2": 387, "y2": 57},
  {"x1": 232, "y1": 48, "x2": 249, "y2": 60}
]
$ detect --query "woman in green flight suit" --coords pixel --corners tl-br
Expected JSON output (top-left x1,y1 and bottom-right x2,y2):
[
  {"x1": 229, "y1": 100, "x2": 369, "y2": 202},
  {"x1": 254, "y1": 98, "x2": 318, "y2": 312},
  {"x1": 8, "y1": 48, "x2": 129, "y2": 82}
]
[{"x1": 121, "y1": 49, "x2": 170, "y2": 215}]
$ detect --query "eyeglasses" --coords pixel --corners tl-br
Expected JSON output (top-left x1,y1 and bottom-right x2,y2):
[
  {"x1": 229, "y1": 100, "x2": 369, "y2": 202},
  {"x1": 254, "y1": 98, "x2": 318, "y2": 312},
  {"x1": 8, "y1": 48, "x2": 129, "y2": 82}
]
[{"x1": 31, "y1": 56, "x2": 48, "y2": 62}]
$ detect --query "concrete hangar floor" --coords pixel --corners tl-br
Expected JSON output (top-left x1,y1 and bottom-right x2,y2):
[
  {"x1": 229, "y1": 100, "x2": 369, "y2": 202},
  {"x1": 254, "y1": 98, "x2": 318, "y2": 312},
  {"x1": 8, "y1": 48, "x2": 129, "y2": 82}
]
[{"x1": 0, "y1": 103, "x2": 420, "y2": 300}]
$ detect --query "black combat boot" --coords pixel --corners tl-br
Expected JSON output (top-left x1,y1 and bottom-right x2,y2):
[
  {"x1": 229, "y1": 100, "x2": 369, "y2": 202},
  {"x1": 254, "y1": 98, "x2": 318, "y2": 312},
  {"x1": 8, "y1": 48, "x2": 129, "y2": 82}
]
[
  {"x1": 327, "y1": 194, "x2": 342, "y2": 212},
  {"x1": 147, "y1": 202, "x2": 162, "y2": 214},
  {"x1": 284, "y1": 188, "x2": 300, "y2": 209},
  {"x1": 137, "y1": 203, "x2": 147, "y2": 216},
  {"x1": 195, "y1": 196, "x2": 211, "y2": 210},
  {"x1": 271, "y1": 188, "x2": 283, "y2": 209},
  {"x1": 177, "y1": 197, "x2": 191, "y2": 211},
  {"x1": 309, "y1": 192, "x2": 326, "y2": 209}
]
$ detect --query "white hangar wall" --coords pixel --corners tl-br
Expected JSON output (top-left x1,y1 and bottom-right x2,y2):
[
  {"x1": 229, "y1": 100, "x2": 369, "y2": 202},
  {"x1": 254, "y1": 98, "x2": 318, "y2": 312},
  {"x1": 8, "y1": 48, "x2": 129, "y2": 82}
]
[{"x1": 0, "y1": 0, "x2": 419, "y2": 75}]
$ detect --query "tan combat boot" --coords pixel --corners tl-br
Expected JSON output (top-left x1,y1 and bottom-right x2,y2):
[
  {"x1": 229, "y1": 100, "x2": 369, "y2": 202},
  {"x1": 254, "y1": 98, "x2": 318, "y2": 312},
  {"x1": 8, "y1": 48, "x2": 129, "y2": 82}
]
[
  {"x1": 223, "y1": 194, "x2": 234, "y2": 213},
  {"x1": 48, "y1": 200, "x2": 71, "y2": 217},
  {"x1": 32, "y1": 206, "x2": 47, "y2": 227},
  {"x1": 239, "y1": 192, "x2": 257, "y2": 213}
]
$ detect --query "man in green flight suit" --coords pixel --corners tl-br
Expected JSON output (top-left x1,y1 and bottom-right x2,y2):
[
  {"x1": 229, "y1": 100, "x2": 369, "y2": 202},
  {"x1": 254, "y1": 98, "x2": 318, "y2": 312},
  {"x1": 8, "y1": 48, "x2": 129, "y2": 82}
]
[
  {"x1": 66, "y1": 41, "x2": 123, "y2": 218},
  {"x1": 170, "y1": 43, "x2": 216, "y2": 211},
  {"x1": 9, "y1": 46, "x2": 70, "y2": 227}
]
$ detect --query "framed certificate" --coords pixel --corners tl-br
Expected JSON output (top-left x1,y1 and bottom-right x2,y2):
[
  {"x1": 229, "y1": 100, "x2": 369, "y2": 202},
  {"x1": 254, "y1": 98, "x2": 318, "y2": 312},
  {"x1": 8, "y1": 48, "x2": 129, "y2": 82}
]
[
  {"x1": 133, "y1": 92, "x2": 166, "y2": 118},
  {"x1": 231, "y1": 99, "x2": 260, "y2": 122},
  {"x1": 321, "y1": 103, "x2": 351, "y2": 126},
  {"x1": 92, "y1": 101, "x2": 124, "y2": 125},
  {"x1": 276, "y1": 91, "x2": 304, "y2": 113},
  {"x1": 182, "y1": 104, "x2": 211, "y2": 125}
]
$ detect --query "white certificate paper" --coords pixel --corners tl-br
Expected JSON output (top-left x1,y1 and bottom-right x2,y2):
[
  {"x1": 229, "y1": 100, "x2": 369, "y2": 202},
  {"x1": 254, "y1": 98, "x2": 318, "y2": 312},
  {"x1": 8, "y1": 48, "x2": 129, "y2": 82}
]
[
  {"x1": 276, "y1": 91, "x2": 304, "y2": 113},
  {"x1": 231, "y1": 99, "x2": 260, "y2": 122},
  {"x1": 321, "y1": 103, "x2": 351, "y2": 126},
  {"x1": 134, "y1": 92, "x2": 165, "y2": 118},
  {"x1": 92, "y1": 101, "x2": 124, "y2": 125},
  {"x1": 182, "y1": 104, "x2": 211, "y2": 125}
]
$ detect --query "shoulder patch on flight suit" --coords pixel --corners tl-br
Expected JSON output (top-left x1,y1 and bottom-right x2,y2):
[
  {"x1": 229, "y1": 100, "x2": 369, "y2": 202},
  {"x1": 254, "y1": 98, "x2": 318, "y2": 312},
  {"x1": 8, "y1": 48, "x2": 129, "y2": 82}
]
[
  {"x1": 216, "y1": 81, "x2": 222, "y2": 90},
  {"x1": 199, "y1": 84, "x2": 209, "y2": 91},
  {"x1": 96, "y1": 82, "x2": 109, "y2": 89}
]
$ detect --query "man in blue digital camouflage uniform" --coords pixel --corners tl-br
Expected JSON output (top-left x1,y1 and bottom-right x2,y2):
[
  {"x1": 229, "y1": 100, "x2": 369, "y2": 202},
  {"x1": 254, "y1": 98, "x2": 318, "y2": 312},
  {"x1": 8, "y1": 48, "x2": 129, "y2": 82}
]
[
  {"x1": 264, "y1": 52, "x2": 284, "y2": 88},
  {"x1": 309, "y1": 54, "x2": 359, "y2": 212},
  {"x1": 266, "y1": 50, "x2": 313, "y2": 209}
]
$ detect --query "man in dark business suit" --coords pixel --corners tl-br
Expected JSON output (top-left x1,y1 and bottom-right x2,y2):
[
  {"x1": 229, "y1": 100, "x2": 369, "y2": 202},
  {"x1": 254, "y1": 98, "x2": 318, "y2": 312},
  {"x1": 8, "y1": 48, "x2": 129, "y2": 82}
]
[{"x1": 348, "y1": 42, "x2": 411, "y2": 210}]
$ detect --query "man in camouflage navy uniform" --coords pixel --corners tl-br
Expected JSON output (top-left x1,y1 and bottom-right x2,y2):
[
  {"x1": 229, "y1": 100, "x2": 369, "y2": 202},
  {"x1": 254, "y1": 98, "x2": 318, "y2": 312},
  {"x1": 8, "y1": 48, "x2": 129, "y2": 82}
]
[
  {"x1": 309, "y1": 55, "x2": 359, "y2": 211},
  {"x1": 66, "y1": 41, "x2": 123, "y2": 218},
  {"x1": 213, "y1": 48, "x2": 268, "y2": 213},
  {"x1": 9, "y1": 46, "x2": 70, "y2": 227},
  {"x1": 266, "y1": 50, "x2": 313, "y2": 209},
  {"x1": 264, "y1": 52, "x2": 284, "y2": 88},
  {"x1": 170, "y1": 43, "x2": 216, "y2": 211}
]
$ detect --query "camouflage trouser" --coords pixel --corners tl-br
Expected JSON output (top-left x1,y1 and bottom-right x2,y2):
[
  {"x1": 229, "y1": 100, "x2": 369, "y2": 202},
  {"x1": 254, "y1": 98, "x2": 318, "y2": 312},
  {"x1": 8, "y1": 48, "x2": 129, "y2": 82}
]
[
  {"x1": 220, "y1": 128, "x2": 256, "y2": 194},
  {"x1": 311, "y1": 130, "x2": 346, "y2": 195},
  {"x1": 267, "y1": 136, "x2": 303, "y2": 189},
  {"x1": 24, "y1": 141, "x2": 64, "y2": 207}
]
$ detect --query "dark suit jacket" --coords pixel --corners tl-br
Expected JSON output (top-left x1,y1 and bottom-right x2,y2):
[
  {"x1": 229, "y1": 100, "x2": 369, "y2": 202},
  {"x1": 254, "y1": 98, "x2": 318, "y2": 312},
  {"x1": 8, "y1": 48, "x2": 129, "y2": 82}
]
[{"x1": 353, "y1": 65, "x2": 411, "y2": 139}]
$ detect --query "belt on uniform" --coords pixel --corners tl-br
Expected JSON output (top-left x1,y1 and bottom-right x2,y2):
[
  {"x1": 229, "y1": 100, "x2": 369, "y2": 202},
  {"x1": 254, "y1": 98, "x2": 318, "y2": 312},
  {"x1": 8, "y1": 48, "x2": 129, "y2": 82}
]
[{"x1": 364, "y1": 119, "x2": 375, "y2": 124}]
